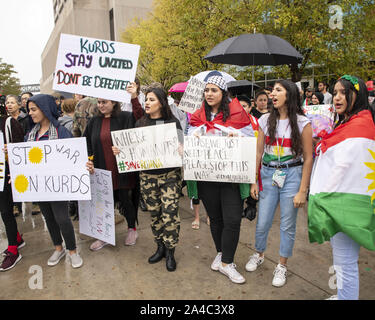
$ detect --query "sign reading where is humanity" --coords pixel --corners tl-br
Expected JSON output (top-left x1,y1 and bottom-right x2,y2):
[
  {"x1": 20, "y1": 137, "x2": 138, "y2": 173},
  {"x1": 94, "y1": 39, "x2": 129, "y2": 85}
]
[
  {"x1": 53, "y1": 33, "x2": 140, "y2": 103},
  {"x1": 183, "y1": 135, "x2": 256, "y2": 183},
  {"x1": 7, "y1": 138, "x2": 91, "y2": 202},
  {"x1": 111, "y1": 123, "x2": 182, "y2": 173},
  {"x1": 79, "y1": 169, "x2": 115, "y2": 246},
  {"x1": 178, "y1": 76, "x2": 206, "y2": 114}
]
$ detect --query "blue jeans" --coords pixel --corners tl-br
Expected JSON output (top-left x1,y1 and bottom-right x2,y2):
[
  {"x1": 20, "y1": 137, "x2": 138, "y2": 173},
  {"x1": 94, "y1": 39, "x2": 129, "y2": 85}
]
[
  {"x1": 330, "y1": 232, "x2": 360, "y2": 300},
  {"x1": 255, "y1": 165, "x2": 302, "y2": 258}
]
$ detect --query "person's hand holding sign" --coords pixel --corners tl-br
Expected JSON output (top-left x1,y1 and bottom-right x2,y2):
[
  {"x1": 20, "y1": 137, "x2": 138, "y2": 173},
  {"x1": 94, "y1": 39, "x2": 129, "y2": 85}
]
[
  {"x1": 112, "y1": 146, "x2": 120, "y2": 156},
  {"x1": 126, "y1": 82, "x2": 138, "y2": 99},
  {"x1": 86, "y1": 159, "x2": 95, "y2": 174}
]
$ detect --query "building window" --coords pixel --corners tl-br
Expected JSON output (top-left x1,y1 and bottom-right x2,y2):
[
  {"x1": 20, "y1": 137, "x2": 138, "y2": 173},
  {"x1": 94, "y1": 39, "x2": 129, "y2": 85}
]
[{"x1": 109, "y1": 9, "x2": 115, "y2": 41}]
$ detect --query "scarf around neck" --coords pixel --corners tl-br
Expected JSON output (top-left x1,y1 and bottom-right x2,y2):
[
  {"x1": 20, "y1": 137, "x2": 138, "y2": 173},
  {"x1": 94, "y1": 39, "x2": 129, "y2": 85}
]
[{"x1": 27, "y1": 122, "x2": 59, "y2": 141}]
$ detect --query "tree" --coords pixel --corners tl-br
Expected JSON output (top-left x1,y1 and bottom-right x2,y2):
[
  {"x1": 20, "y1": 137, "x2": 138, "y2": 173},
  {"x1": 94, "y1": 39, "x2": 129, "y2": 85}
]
[
  {"x1": 0, "y1": 58, "x2": 21, "y2": 95},
  {"x1": 122, "y1": 0, "x2": 375, "y2": 89}
]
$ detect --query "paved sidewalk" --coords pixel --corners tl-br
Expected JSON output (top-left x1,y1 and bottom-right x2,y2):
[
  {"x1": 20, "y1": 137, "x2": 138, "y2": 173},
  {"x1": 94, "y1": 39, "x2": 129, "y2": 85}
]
[{"x1": 1, "y1": 194, "x2": 374, "y2": 300}]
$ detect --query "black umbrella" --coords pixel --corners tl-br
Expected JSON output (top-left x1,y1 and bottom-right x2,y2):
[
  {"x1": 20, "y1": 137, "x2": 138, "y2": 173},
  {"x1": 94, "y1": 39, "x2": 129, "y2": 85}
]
[
  {"x1": 204, "y1": 33, "x2": 303, "y2": 96},
  {"x1": 227, "y1": 80, "x2": 260, "y2": 95}
]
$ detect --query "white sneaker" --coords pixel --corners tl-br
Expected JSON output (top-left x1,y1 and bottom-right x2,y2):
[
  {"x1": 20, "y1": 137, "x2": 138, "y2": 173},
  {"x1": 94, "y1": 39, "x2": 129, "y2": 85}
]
[
  {"x1": 272, "y1": 263, "x2": 287, "y2": 287},
  {"x1": 326, "y1": 295, "x2": 338, "y2": 300},
  {"x1": 245, "y1": 252, "x2": 264, "y2": 272},
  {"x1": 69, "y1": 252, "x2": 83, "y2": 269},
  {"x1": 219, "y1": 263, "x2": 246, "y2": 284},
  {"x1": 210, "y1": 252, "x2": 222, "y2": 271},
  {"x1": 47, "y1": 249, "x2": 66, "y2": 266}
]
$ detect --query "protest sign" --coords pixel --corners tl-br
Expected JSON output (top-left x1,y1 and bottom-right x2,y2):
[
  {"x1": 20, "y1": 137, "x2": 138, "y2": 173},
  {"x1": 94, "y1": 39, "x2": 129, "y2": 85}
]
[
  {"x1": 53, "y1": 33, "x2": 140, "y2": 103},
  {"x1": 0, "y1": 131, "x2": 4, "y2": 192},
  {"x1": 111, "y1": 123, "x2": 182, "y2": 173},
  {"x1": 7, "y1": 137, "x2": 91, "y2": 202},
  {"x1": 303, "y1": 104, "x2": 335, "y2": 137},
  {"x1": 183, "y1": 135, "x2": 256, "y2": 183},
  {"x1": 79, "y1": 169, "x2": 115, "y2": 246},
  {"x1": 178, "y1": 76, "x2": 206, "y2": 114}
]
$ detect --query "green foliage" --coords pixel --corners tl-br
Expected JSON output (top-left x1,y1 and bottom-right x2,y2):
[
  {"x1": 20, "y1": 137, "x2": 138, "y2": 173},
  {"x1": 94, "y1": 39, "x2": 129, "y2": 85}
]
[
  {"x1": 122, "y1": 0, "x2": 375, "y2": 89},
  {"x1": 0, "y1": 58, "x2": 21, "y2": 95}
]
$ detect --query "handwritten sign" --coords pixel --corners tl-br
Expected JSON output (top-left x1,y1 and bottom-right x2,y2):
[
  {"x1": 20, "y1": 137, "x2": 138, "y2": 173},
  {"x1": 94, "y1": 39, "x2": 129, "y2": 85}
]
[
  {"x1": 178, "y1": 76, "x2": 206, "y2": 113},
  {"x1": 78, "y1": 169, "x2": 115, "y2": 246},
  {"x1": 111, "y1": 123, "x2": 182, "y2": 173},
  {"x1": 0, "y1": 132, "x2": 4, "y2": 192},
  {"x1": 183, "y1": 136, "x2": 256, "y2": 183},
  {"x1": 53, "y1": 33, "x2": 140, "y2": 103},
  {"x1": 7, "y1": 138, "x2": 91, "y2": 202},
  {"x1": 303, "y1": 104, "x2": 335, "y2": 137}
]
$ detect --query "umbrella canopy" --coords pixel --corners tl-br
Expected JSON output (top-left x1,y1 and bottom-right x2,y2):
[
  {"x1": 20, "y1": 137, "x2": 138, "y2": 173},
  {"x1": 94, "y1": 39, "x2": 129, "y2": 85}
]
[
  {"x1": 204, "y1": 33, "x2": 303, "y2": 66},
  {"x1": 168, "y1": 82, "x2": 189, "y2": 93},
  {"x1": 194, "y1": 70, "x2": 236, "y2": 83},
  {"x1": 227, "y1": 80, "x2": 260, "y2": 95}
]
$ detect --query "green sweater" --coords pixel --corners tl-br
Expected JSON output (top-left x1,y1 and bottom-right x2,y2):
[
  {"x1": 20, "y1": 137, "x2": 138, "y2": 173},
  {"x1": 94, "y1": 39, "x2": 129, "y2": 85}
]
[{"x1": 186, "y1": 180, "x2": 250, "y2": 200}]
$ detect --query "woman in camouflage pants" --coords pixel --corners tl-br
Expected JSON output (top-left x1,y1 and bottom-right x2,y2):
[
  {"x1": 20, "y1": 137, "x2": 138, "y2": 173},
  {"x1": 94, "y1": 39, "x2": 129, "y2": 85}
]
[{"x1": 115, "y1": 87, "x2": 183, "y2": 271}]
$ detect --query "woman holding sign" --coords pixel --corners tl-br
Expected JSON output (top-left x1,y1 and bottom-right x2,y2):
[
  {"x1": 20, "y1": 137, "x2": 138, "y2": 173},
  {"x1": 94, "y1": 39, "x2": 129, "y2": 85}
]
[
  {"x1": 187, "y1": 75, "x2": 257, "y2": 284},
  {"x1": 247, "y1": 80, "x2": 313, "y2": 287},
  {"x1": 25, "y1": 94, "x2": 83, "y2": 269},
  {"x1": 115, "y1": 87, "x2": 183, "y2": 272},
  {"x1": 85, "y1": 91, "x2": 143, "y2": 250},
  {"x1": 0, "y1": 107, "x2": 26, "y2": 271}
]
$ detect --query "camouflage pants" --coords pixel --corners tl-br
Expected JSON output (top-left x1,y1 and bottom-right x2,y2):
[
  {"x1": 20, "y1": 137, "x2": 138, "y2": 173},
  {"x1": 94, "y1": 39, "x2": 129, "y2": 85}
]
[{"x1": 140, "y1": 169, "x2": 182, "y2": 249}]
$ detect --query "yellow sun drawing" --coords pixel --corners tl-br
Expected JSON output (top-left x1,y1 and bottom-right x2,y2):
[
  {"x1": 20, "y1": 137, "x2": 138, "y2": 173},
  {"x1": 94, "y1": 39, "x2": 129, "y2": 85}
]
[
  {"x1": 365, "y1": 149, "x2": 375, "y2": 204},
  {"x1": 14, "y1": 175, "x2": 29, "y2": 193},
  {"x1": 273, "y1": 145, "x2": 285, "y2": 157},
  {"x1": 28, "y1": 147, "x2": 43, "y2": 164}
]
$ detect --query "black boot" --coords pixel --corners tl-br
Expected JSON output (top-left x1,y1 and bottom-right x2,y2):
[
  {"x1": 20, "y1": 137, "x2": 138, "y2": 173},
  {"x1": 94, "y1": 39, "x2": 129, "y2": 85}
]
[
  {"x1": 165, "y1": 247, "x2": 176, "y2": 272},
  {"x1": 148, "y1": 241, "x2": 166, "y2": 264}
]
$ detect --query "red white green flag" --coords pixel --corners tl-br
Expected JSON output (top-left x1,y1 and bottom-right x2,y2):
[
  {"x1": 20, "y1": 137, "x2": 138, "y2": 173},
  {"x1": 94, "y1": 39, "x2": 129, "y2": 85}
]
[{"x1": 308, "y1": 110, "x2": 375, "y2": 250}]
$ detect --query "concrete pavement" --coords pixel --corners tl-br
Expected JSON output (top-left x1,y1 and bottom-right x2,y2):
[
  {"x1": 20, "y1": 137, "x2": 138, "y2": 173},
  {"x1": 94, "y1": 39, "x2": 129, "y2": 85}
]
[{"x1": 1, "y1": 193, "x2": 374, "y2": 300}]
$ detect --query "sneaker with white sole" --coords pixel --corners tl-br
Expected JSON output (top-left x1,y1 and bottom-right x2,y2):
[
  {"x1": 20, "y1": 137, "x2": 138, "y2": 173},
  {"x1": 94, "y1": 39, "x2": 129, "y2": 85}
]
[
  {"x1": 90, "y1": 240, "x2": 109, "y2": 251},
  {"x1": 245, "y1": 252, "x2": 264, "y2": 272},
  {"x1": 125, "y1": 229, "x2": 138, "y2": 246},
  {"x1": 210, "y1": 252, "x2": 222, "y2": 271},
  {"x1": 47, "y1": 249, "x2": 66, "y2": 266},
  {"x1": 218, "y1": 263, "x2": 246, "y2": 284},
  {"x1": 69, "y1": 252, "x2": 83, "y2": 268},
  {"x1": 325, "y1": 295, "x2": 338, "y2": 300},
  {"x1": 272, "y1": 263, "x2": 287, "y2": 287}
]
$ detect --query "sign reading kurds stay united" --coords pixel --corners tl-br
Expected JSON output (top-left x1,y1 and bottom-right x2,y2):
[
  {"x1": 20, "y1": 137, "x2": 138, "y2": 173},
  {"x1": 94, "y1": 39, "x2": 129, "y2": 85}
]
[
  {"x1": 7, "y1": 138, "x2": 91, "y2": 202},
  {"x1": 53, "y1": 33, "x2": 140, "y2": 103}
]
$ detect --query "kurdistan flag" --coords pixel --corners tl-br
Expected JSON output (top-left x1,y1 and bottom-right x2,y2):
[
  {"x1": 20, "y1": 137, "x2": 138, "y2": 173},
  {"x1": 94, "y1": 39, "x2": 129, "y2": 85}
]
[{"x1": 308, "y1": 110, "x2": 375, "y2": 250}]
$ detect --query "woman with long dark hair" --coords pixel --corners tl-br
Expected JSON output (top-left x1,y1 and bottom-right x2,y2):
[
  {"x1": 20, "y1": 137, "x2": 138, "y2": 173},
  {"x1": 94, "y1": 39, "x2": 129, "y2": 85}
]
[
  {"x1": 85, "y1": 97, "x2": 143, "y2": 250},
  {"x1": 247, "y1": 80, "x2": 313, "y2": 287},
  {"x1": 309, "y1": 76, "x2": 375, "y2": 300},
  {"x1": 114, "y1": 87, "x2": 183, "y2": 272},
  {"x1": 188, "y1": 76, "x2": 257, "y2": 284}
]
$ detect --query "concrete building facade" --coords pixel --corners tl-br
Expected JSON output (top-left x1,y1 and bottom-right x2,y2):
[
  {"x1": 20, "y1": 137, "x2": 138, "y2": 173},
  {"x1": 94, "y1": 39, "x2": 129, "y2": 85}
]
[{"x1": 41, "y1": 0, "x2": 153, "y2": 93}]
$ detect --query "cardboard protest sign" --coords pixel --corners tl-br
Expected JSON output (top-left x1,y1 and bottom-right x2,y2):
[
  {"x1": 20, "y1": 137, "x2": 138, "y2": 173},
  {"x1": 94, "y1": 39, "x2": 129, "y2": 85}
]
[
  {"x1": 303, "y1": 104, "x2": 335, "y2": 137},
  {"x1": 0, "y1": 131, "x2": 5, "y2": 192},
  {"x1": 7, "y1": 138, "x2": 91, "y2": 202},
  {"x1": 79, "y1": 169, "x2": 115, "y2": 246},
  {"x1": 111, "y1": 123, "x2": 182, "y2": 173},
  {"x1": 178, "y1": 76, "x2": 206, "y2": 114},
  {"x1": 183, "y1": 136, "x2": 256, "y2": 183},
  {"x1": 53, "y1": 33, "x2": 140, "y2": 103}
]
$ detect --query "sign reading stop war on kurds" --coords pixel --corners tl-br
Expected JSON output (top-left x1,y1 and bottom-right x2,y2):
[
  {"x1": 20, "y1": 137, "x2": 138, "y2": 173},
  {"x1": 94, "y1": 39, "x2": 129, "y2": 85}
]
[
  {"x1": 7, "y1": 138, "x2": 91, "y2": 202},
  {"x1": 79, "y1": 169, "x2": 115, "y2": 246},
  {"x1": 111, "y1": 123, "x2": 182, "y2": 173},
  {"x1": 53, "y1": 33, "x2": 140, "y2": 103},
  {"x1": 183, "y1": 136, "x2": 257, "y2": 183},
  {"x1": 178, "y1": 76, "x2": 206, "y2": 114}
]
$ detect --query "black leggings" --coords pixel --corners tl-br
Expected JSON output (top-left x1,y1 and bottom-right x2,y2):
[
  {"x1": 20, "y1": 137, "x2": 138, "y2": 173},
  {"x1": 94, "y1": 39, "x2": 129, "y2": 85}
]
[
  {"x1": 197, "y1": 181, "x2": 243, "y2": 264},
  {"x1": 115, "y1": 188, "x2": 137, "y2": 229},
  {"x1": 0, "y1": 176, "x2": 18, "y2": 246},
  {"x1": 38, "y1": 201, "x2": 76, "y2": 251}
]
